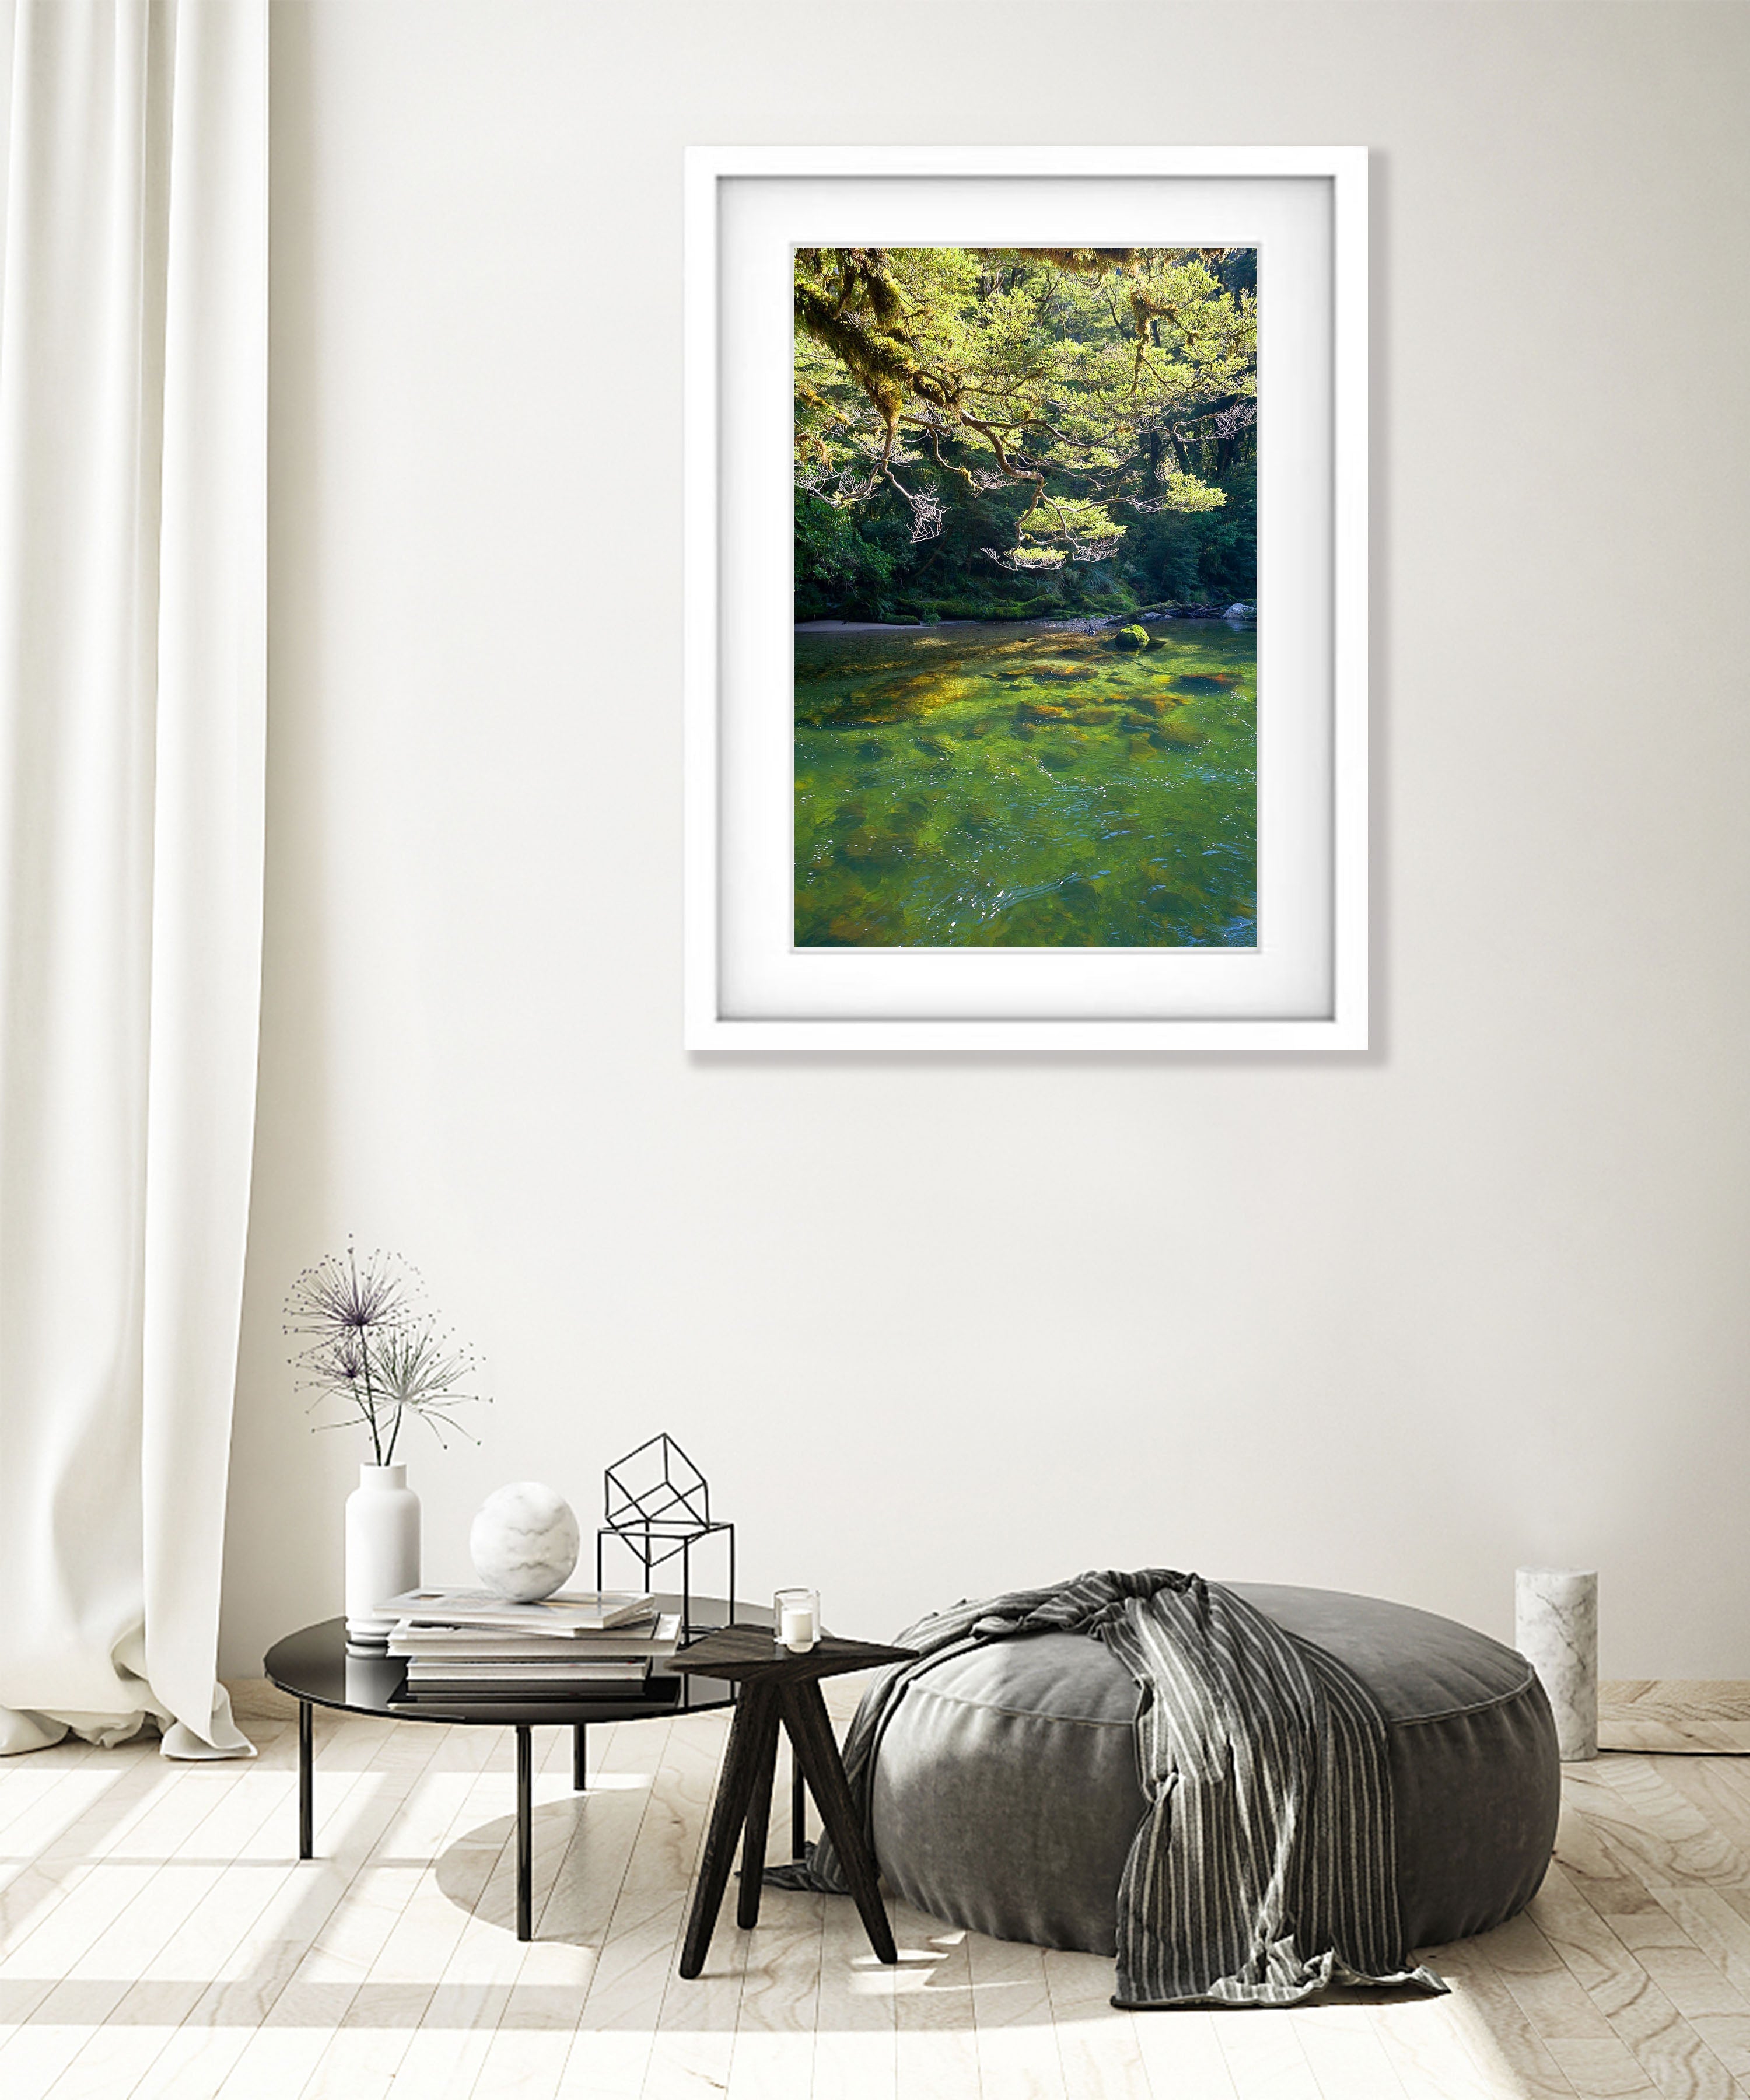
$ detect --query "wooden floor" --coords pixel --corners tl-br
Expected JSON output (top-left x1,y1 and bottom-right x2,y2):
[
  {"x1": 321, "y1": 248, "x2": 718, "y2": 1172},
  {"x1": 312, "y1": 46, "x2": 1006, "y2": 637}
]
[
  {"x1": 6, "y1": 1684, "x2": 1750, "y2": 2099},
  {"x1": 1601, "y1": 1684, "x2": 1750, "y2": 1755}
]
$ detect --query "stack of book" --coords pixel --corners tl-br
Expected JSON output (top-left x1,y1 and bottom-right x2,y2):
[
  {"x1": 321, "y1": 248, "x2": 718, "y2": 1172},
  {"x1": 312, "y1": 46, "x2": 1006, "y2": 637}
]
[{"x1": 378, "y1": 1588, "x2": 682, "y2": 1707}]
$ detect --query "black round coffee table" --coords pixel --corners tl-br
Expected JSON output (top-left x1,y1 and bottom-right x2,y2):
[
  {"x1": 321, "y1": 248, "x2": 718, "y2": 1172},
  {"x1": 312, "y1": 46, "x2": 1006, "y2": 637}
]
[{"x1": 265, "y1": 1594, "x2": 776, "y2": 1940}]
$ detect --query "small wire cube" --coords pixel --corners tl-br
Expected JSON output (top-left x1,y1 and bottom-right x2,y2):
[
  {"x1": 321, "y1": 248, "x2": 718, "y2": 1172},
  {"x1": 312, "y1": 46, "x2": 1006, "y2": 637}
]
[{"x1": 596, "y1": 1433, "x2": 734, "y2": 1642}]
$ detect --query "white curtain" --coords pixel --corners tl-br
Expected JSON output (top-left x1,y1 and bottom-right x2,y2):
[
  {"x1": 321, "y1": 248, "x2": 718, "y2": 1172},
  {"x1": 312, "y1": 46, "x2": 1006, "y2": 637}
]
[{"x1": 0, "y1": 0, "x2": 266, "y2": 1758}]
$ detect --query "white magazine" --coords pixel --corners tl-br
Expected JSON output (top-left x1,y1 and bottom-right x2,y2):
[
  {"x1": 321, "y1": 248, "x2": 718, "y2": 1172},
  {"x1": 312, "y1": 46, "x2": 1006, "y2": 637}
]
[
  {"x1": 388, "y1": 1613, "x2": 682, "y2": 1660},
  {"x1": 377, "y1": 1587, "x2": 656, "y2": 1633}
]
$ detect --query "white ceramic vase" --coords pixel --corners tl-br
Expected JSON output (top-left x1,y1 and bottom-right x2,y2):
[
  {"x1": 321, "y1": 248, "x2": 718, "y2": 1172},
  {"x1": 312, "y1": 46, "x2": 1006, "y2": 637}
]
[{"x1": 345, "y1": 1462, "x2": 421, "y2": 1646}]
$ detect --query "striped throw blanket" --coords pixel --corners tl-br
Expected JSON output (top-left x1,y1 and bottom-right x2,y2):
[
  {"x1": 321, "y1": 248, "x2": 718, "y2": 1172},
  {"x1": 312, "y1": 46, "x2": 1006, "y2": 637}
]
[{"x1": 771, "y1": 1568, "x2": 1447, "y2": 2009}]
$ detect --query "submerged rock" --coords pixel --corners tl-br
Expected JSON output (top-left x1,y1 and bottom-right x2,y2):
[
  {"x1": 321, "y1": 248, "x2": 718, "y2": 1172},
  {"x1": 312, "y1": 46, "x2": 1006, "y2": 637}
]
[
  {"x1": 1112, "y1": 625, "x2": 1150, "y2": 651},
  {"x1": 1150, "y1": 719, "x2": 1208, "y2": 749},
  {"x1": 823, "y1": 911, "x2": 891, "y2": 943},
  {"x1": 838, "y1": 825, "x2": 898, "y2": 864}
]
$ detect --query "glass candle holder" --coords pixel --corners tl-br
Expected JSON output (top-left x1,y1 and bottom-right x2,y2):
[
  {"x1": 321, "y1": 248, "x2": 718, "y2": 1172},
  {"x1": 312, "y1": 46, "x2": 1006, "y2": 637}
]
[{"x1": 774, "y1": 1587, "x2": 820, "y2": 1653}]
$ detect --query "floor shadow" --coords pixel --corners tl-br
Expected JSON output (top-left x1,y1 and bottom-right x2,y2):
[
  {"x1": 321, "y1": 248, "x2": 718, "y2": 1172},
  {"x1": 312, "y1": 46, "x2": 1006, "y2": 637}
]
[{"x1": 433, "y1": 1798, "x2": 586, "y2": 1936}]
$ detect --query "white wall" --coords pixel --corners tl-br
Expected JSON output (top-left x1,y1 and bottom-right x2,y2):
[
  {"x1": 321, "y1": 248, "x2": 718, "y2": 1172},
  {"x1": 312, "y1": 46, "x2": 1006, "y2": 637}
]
[{"x1": 220, "y1": 0, "x2": 1750, "y2": 1681}]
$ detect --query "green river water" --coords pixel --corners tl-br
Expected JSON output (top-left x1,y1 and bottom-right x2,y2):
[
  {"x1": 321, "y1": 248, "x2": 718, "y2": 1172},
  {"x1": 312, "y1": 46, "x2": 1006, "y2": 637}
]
[{"x1": 794, "y1": 619, "x2": 1257, "y2": 947}]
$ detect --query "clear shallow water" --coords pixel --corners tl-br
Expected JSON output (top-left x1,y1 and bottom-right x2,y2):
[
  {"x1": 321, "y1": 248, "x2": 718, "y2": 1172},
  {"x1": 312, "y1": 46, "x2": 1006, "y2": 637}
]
[{"x1": 794, "y1": 620, "x2": 1257, "y2": 947}]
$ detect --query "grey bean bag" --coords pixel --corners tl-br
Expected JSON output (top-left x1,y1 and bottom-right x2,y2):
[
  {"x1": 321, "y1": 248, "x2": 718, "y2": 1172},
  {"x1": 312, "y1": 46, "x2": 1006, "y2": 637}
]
[{"x1": 868, "y1": 1582, "x2": 1559, "y2": 1957}]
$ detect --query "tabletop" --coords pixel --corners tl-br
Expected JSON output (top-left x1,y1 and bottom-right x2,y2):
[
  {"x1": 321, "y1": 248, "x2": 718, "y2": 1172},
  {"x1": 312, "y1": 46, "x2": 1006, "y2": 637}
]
[
  {"x1": 264, "y1": 1594, "x2": 765, "y2": 1727},
  {"x1": 670, "y1": 1626, "x2": 917, "y2": 1684}
]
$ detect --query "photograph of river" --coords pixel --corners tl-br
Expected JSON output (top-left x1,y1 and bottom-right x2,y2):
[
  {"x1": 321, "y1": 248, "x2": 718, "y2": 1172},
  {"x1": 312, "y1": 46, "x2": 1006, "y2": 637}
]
[{"x1": 794, "y1": 244, "x2": 1257, "y2": 949}]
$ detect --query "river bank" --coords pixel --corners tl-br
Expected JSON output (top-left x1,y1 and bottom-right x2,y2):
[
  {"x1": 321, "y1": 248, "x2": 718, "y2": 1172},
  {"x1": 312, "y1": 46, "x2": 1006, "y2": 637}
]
[{"x1": 798, "y1": 602, "x2": 1255, "y2": 635}]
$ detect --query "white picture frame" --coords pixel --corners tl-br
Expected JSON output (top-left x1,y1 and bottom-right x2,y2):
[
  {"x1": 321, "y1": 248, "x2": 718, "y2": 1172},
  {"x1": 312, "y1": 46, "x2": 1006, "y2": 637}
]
[{"x1": 685, "y1": 146, "x2": 1367, "y2": 1052}]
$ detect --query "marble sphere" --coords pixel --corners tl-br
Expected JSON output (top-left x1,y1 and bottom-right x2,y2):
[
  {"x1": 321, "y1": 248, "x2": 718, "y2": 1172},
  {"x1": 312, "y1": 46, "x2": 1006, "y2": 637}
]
[{"x1": 469, "y1": 1483, "x2": 580, "y2": 1603}]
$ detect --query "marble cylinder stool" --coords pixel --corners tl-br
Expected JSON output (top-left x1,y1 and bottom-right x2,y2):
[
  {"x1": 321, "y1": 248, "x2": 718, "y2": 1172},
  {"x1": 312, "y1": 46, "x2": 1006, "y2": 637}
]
[{"x1": 1516, "y1": 1567, "x2": 1598, "y2": 1762}]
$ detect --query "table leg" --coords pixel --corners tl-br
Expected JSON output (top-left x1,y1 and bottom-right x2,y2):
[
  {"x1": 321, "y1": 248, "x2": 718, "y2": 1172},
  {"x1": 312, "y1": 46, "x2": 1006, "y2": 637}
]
[
  {"x1": 573, "y1": 1723, "x2": 587, "y2": 1793},
  {"x1": 736, "y1": 1695, "x2": 783, "y2": 1930},
  {"x1": 516, "y1": 1726, "x2": 533, "y2": 1942},
  {"x1": 679, "y1": 1683, "x2": 775, "y2": 1979},
  {"x1": 781, "y1": 1684, "x2": 897, "y2": 1965},
  {"x1": 298, "y1": 1701, "x2": 313, "y2": 1860},
  {"x1": 791, "y1": 1753, "x2": 806, "y2": 1861}
]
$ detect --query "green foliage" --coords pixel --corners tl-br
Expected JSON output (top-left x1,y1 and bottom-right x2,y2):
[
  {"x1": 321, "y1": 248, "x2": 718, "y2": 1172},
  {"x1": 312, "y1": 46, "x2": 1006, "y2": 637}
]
[
  {"x1": 794, "y1": 492, "x2": 912, "y2": 621},
  {"x1": 794, "y1": 245, "x2": 1256, "y2": 617}
]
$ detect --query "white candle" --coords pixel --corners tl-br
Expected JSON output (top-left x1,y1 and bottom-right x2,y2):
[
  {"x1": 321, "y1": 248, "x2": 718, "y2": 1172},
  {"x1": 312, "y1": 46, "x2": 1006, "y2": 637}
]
[{"x1": 780, "y1": 1603, "x2": 817, "y2": 1651}]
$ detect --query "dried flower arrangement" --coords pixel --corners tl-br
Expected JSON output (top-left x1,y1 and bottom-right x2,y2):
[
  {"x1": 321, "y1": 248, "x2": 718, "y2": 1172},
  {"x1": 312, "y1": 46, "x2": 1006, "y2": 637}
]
[{"x1": 284, "y1": 1244, "x2": 488, "y2": 1462}]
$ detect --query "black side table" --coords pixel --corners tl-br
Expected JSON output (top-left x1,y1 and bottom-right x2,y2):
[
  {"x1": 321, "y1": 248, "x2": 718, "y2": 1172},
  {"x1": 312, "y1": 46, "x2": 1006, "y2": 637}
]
[{"x1": 670, "y1": 1626, "x2": 915, "y2": 1979}]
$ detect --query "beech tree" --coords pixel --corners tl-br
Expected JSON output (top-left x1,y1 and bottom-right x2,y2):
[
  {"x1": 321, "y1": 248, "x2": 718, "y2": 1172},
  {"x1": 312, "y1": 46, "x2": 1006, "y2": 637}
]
[{"x1": 794, "y1": 246, "x2": 1256, "y2": 578}]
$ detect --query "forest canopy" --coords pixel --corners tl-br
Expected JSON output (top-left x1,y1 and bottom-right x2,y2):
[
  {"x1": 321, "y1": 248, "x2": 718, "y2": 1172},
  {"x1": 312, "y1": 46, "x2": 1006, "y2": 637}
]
[{"x1": 795, "y1": 245, "x2": 1257, "y2": 622}]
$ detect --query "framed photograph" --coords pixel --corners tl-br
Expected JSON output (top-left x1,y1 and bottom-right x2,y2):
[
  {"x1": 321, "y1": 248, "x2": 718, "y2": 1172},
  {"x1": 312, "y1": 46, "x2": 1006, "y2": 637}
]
[{"x1": 685, "y1": 147, "x2": 1367, "y2": 1051}]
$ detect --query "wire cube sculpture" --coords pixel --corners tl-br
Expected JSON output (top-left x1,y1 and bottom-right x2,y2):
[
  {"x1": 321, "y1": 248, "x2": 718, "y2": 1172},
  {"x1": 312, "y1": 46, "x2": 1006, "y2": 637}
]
[{"x1": 597, "y1": 1433, "x2": 734, "y2": 1640}]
